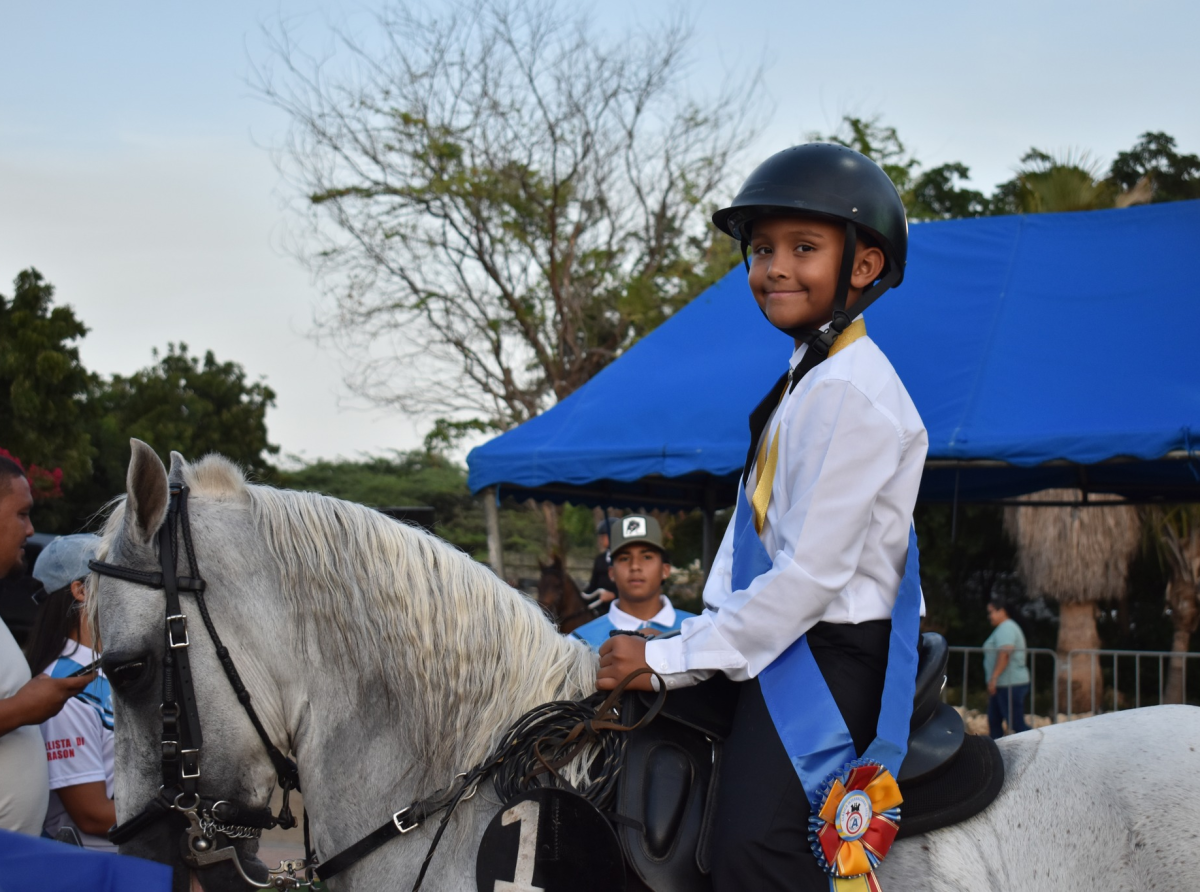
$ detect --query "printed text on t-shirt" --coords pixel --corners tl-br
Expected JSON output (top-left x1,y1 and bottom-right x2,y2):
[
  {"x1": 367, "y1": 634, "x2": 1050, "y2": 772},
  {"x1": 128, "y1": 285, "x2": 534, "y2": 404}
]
[{"x1": 46, "y1": 736, "x2": 86, "y2": 761}]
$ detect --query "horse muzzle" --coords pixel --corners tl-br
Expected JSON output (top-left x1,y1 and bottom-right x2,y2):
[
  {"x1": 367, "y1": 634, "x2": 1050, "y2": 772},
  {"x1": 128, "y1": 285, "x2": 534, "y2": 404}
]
[{"x1": 116, "y1": 793, "x2": 274, "y2": 892}]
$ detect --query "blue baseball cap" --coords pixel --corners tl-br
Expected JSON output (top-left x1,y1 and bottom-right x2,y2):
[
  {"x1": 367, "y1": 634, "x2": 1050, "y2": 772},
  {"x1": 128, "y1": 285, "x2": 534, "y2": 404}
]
[{"x1": 32, "y1": 534, "x2": 101, "y2": 595}]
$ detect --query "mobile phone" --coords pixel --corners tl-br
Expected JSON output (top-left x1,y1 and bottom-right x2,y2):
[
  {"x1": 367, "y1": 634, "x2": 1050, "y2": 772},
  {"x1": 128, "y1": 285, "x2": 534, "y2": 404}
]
[{"x1": 66, "y1": 659, "x2": 101, "y2": 678}]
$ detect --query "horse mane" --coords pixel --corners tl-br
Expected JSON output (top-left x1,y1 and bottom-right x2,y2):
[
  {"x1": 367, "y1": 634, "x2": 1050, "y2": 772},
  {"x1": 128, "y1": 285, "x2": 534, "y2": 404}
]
[{"x1": 100, "y1": 455, "x2": 597, "y2": 785}]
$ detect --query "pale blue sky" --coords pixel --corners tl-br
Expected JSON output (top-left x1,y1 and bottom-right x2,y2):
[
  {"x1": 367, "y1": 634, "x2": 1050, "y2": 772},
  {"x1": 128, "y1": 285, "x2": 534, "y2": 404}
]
[{"x1": 2, "y1": 1, "x2": 1196, "y2": 461}]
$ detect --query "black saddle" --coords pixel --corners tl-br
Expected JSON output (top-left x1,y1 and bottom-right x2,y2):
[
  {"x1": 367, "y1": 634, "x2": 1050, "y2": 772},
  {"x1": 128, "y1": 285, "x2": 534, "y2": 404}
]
[{"x1": 613, "y1": 632, "x2": 1005, "y2": 892}]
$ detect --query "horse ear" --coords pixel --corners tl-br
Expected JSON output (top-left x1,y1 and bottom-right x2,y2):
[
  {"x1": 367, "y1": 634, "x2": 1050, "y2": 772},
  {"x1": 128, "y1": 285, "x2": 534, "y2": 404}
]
[
  {"x1": 168, "y1": 451, "x2": 188, "y2": 488},
  {"x1": 125, "y1": 439, "x2": 169, "y2": 545}
]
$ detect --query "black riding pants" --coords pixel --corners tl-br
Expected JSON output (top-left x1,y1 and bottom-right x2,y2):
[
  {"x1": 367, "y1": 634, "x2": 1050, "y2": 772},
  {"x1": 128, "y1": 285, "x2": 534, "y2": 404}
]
[{"x1": 710, "y1": 620, "x2": 892, "y2": 892}]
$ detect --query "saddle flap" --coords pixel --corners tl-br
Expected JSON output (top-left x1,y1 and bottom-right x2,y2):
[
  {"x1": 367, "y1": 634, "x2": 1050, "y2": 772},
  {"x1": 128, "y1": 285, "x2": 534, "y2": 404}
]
[
  {"x1": 897, "y1": 731, "x2": 1005, "y2": 839},
  {"x1": 617, "y1": 691, "x2": 717, "y2": 892},
  {"x1": 897, "y1": 700, "x2": 965, "y2": 783}
]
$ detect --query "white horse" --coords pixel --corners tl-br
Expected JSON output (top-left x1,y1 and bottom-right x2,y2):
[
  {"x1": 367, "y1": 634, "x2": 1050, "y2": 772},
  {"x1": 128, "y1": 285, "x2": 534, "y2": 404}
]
[{"x1": 91, "y1": 441, "x2": 1200, "y2": 892}]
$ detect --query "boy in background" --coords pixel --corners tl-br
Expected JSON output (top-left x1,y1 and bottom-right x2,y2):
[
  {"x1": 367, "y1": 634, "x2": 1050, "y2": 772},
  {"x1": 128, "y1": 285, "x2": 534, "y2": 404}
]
[{"x1": 572, "y1": 515, "x2": 694, "y2": 649}]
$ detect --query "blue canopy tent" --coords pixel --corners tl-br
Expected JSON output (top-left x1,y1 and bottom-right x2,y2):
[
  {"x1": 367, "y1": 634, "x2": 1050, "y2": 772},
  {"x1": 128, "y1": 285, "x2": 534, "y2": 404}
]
[{"x1": 467, "y1": 201, "x2": 1200, "y2": 525}]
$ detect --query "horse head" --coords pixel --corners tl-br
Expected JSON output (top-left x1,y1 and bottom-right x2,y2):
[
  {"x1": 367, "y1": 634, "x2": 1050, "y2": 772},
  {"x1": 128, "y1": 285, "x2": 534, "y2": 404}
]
[
  {"x1": 91, "y1": 440, "x2": 597, "y2": 890},
  {"x1": 535, "y1": 554, "x2": 568, "y2": 618},
  {"x1": 535, "y1": 555, "x2": 593, "y2": 634},
  {"x1": 91, "y1": 440, "x2": 289, "y2": 892}
]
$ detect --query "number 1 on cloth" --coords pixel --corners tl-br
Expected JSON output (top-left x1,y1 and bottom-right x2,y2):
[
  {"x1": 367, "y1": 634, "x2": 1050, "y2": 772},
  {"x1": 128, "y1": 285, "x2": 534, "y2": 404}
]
[{"x1": 494, "y1": 799, "x2": 543, "y2": 892}]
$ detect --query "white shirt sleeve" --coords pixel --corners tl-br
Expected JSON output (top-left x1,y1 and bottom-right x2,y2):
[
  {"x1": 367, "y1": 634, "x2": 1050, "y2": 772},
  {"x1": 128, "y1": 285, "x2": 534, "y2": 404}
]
[
  {"x1": 41, "y1": 697, "x2": 107, "y2": 789},
  {"x1": 646, "y1": 376, "x2": 904, "y2": 683}
]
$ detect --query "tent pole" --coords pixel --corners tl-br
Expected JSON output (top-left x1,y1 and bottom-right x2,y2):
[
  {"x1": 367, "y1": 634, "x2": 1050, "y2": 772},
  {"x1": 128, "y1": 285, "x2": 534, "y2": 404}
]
[
  {"x1": 702, "y1": 483, "x2": 717, "y2": 580},
  {"x1": 483, "y1": 486, "x2": 505, "y2": 580}
]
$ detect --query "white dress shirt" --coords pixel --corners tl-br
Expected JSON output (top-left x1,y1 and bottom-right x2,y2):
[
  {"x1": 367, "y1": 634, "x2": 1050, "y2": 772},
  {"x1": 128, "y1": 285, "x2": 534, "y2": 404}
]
[{"x1": 645, "y1": 334, "x2": 928, "y2": 689}]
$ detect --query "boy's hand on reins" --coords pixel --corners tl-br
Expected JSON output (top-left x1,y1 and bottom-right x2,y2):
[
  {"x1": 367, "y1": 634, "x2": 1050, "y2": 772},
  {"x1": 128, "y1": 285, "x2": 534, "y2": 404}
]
[{"x1": 597, "y1": 635, "x2": 655, "y2": 691}]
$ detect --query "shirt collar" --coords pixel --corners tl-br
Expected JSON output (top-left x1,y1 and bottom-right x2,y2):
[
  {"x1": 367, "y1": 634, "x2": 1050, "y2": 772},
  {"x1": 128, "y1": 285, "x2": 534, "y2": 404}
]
[
  {"x1": 607, "y1": 595, "x2": 676, "y2": 630},
  {"x1": 788, "y1": 340, "x2": 811, "y2": 371}
]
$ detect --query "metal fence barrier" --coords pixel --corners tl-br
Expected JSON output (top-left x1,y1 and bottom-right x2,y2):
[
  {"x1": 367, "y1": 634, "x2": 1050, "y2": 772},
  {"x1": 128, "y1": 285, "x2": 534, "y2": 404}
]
[
  {"x1": 1064, "y1": 649, "x2": 1200, "y2": 719},
  {"x1": 945, "y1": 646, "x2": 1060, "y2": 729}
]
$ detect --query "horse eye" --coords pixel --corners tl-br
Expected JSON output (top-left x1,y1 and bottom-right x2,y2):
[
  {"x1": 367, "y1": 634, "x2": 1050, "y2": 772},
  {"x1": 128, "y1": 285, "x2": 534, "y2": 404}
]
[{"x1": 107, "y1": 660, "x2": 149, "y2": 690}]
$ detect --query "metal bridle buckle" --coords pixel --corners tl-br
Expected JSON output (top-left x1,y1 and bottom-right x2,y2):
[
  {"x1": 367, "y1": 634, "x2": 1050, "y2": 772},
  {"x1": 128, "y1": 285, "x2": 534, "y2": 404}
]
[
  {"x1": 180, "y1": 748, "x2": 201, "y2": 780},
  {"x1": 392, "y1": 807, "x2": 420, "y2": 834},
  {"x1": 167, "y1": 614, "x2": 190, "y2": 648}
]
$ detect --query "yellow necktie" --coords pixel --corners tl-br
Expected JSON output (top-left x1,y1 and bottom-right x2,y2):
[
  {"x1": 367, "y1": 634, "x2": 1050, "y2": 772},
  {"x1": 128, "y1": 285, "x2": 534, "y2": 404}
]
[{"x1": 750, "y1": 319, "x2": 867, "y2": 534}]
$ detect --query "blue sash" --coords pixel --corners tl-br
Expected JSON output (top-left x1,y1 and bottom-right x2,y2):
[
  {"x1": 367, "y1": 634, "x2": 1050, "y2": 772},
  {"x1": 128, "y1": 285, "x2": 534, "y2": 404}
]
[{"x1": 731, "y1": 484, "x2": 921, "y2": 795}]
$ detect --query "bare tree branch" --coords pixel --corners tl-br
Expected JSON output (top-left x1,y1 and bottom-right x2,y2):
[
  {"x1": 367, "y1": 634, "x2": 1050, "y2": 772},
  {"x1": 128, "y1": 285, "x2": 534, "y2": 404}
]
[{"x1": 255, "y1": 0, "x2": 758, "y2": 437}]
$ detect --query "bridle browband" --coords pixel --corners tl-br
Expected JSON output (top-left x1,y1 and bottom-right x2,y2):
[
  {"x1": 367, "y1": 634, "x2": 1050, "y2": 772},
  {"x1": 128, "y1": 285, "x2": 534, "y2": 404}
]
[{"x1": 90, "y1": 483, "x2": 311, "y2": 889}]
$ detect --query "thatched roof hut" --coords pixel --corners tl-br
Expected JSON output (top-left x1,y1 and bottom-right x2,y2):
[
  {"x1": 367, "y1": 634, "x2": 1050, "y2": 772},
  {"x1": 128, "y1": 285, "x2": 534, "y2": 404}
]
[{"x1": 1004, "y1": 489, "x2": 1140, "y2": 605}]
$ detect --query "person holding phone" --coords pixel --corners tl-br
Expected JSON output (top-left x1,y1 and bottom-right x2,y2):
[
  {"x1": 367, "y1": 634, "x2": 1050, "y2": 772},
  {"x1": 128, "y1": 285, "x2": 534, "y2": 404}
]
[
  {"x1": 0, "y1": 457, "x2": 92, "y2": 836},
  {"x1": 25, "y1": 534, "x2": 115, "y2": 848}
]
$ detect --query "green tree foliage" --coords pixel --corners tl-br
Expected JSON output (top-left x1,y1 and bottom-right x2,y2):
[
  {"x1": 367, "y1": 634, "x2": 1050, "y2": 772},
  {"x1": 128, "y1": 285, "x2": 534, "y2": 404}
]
[
  {"x1": 1109, "y1": 131, "x2": 1200, "y2": 203},
  {"x1": 51, "y1": 344, "x2": 279, "y2": 532},
  {"x1": 0, "y1": 270, "x2": 281, "y2": 532},
  {"x1": 92, "y1": 344, "x2": 277, "y2": 476},
  {"x1": 259, "y1": 0, "x2": 755, "y2": 441},
  {"x1": 906, "y1": 163, "x2": 990, "y2": 220},
  {"x1": 0, "y1": 270, "x2": 96, "y2": 488},
  {"x1": 990, "y1": 149, "x2": 1117, "y2": 214},
  {"x1": 274, "y1": 451, "x2": 556, "y2": 560},
  {"x1": 913, "y1": 504, "x2": 1040, "y2": 647},
  {"x1": 814, "y1": 115, "x2": 919, "y2": 195}
]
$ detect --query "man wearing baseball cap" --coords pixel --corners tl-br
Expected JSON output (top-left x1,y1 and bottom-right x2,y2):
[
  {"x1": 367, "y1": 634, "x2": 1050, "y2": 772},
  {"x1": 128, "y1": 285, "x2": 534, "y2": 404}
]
[{"x1": 571, "y1": 515, "x2": 695, "y2": 649}]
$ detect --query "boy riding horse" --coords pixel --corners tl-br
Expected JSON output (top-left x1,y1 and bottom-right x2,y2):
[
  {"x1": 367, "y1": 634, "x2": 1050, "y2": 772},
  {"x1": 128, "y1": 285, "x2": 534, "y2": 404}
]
[{"x1": 599, "y1": 144, "x2": 927, "y2": 892}]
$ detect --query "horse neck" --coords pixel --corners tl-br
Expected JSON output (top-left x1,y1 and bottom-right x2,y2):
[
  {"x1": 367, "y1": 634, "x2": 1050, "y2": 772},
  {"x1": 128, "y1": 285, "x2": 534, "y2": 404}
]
[
  {"x1": 280, "y1": 560, "x2": 596, "y2": 859},
  {"x1": 554, "y1": 569, "x2": 593, "y2": 634}
]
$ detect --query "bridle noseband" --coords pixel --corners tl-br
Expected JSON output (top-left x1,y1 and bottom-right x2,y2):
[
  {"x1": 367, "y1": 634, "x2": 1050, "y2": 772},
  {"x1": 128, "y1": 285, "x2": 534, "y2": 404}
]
[{"x1": 91, "y1": 484, "x2": 313, "y2": 889}]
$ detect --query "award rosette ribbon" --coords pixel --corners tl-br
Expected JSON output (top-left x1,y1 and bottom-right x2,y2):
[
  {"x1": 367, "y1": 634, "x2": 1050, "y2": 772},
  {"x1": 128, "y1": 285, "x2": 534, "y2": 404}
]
[{"x1": 809, "y1": 759, "x2": 903, "y2": 891}]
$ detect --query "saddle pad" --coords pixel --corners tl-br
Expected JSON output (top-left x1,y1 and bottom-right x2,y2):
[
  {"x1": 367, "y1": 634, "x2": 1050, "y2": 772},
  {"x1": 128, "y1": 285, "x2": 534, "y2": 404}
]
[{"x1": 896, "y1": 732, "x2": 1005, "y2": 838}]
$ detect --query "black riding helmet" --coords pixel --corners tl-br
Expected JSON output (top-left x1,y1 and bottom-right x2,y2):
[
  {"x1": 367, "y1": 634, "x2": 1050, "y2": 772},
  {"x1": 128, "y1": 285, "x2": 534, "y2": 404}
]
[{"x1": 713, "y1": 143, "x2": 908, "y2": 352}]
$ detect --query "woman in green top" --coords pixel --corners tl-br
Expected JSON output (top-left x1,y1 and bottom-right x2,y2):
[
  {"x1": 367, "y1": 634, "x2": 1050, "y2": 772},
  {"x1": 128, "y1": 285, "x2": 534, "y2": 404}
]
[{"x1": 983, "y1": 598, "x2": 1030, "y2": 737}]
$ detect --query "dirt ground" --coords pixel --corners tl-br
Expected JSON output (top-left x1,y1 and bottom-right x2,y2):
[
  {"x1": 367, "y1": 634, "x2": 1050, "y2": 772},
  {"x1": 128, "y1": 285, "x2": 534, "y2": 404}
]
[{"x1": 953, "y1": 705, "x2": 1085, "y2": 735}]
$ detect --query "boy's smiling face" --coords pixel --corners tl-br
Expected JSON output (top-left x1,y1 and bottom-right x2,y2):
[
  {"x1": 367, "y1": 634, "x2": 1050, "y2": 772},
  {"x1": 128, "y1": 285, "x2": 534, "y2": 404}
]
[{"x1": 747, "y1": 215, "x2": 884, "y2": 336}]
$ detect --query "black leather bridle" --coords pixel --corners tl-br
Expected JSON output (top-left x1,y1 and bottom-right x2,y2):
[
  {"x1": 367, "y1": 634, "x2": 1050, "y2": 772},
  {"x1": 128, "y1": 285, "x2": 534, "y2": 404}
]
[{"x1": 90, "y1": 483, "x2": 311, "y2": 889}]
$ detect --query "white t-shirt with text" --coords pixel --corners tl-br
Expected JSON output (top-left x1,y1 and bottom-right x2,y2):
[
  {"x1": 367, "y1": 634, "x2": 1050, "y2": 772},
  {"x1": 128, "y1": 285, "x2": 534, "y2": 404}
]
[{"x1": 40, "y1": 642, "x2": 116, "y2": 850}]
